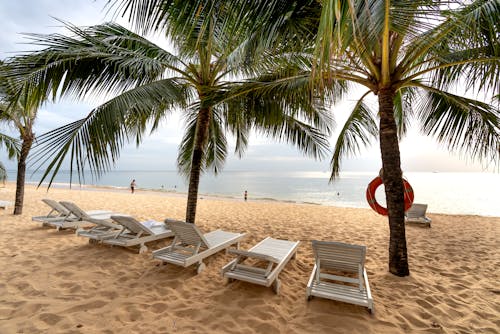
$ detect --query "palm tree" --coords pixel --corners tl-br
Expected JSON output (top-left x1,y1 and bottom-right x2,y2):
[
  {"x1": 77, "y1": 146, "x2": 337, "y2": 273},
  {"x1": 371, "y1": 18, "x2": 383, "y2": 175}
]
[
  {"x1": 0, "y1": 63, "x2": 34, "y2": 214},
  {"x1": 2, "y1": 6, "x2": 331, "y2": 224},
  {"x1": 237, "y1": 0, "x2": 499, "y2": 275}
]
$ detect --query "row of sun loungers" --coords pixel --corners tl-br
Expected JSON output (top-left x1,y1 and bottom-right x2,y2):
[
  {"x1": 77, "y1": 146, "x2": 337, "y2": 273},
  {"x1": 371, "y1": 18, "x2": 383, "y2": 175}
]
[{"x1": 32, "y1": 199, "x2": 374, "y2": 312}]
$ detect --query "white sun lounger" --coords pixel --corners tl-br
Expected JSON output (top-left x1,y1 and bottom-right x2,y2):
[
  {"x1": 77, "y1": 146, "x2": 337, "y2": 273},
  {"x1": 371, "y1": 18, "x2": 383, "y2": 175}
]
[
  {"x1": 306, "y1": 240, "x2": 373, "y2": 312},
  {"x1": 32, "y1": 199, "x2": 72, "y2": 223},
  {"x1": 221, "y1": 237, "x2": 299, "y2": 294},
  {"x1": 54, "y1": 201, "x2": 122, "y2": 231},
  {"x1": 32, "y1": 199, "x2": 113, "y2": 230},
  {"x1": 0, "y1": 200, "x2": 12, "y2": 209},
  {"x1": 152, "y1": 219, "x2": 247, "y2": 274},
  {"x1": 98, "y1": 216, "x2": 174, "y2": 253},
  {"x1": 405, "y1": 203, "x2": 432, "y2": 227}
]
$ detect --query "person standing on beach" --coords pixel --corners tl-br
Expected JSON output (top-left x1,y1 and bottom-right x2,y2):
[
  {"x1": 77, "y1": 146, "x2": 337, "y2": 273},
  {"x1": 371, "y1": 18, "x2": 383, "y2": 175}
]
[
  {"x1": 244, "y1": 190, "x2": 248, "y2": 201},
  {"x1": 130, "y1": 179, "x2": 136, "y2": 194}
]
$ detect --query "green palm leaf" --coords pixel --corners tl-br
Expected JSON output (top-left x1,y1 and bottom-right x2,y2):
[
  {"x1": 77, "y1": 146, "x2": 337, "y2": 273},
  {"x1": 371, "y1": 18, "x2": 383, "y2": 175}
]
[
  {"x1": 4, "y1": 22, "x2": 186, "y2": 106},
  {"x1": 0, "y1": 161, "x2": 7, "y2": 183},
  {"x1": 30, "y1": 78, "x2": 188, "y2": 186},
  {"x1": 416, "y1": 88, "x2": 500, "y2": 164},
  {"x1": 330, "y1": 92, "x2": 378, "y2": 180}
]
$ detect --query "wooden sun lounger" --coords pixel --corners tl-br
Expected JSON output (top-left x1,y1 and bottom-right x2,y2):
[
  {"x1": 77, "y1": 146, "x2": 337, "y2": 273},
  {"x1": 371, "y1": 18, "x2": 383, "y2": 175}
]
[
  {"x1": 405, "y1": 203, "x2": 432, "y2": 227},
  {"x1": 32, "y1": 199, "x2": 114, "y2": 230},
  {"x1": 221, "y1": 237, "x2": 300, "y2": 294},
  {"x1": 32, "y1": 199, "x2": 72, "y2": 223},
  {"x1": 0, "y1": 200, "x2": 12, "y2": 210},
  {"x1": 152, "y1": 219, "x2": 247, "y2": 274},
  {"x1": 306, "y1": 240, "x2": 373, "y2": 312},
  {"x1": 100, "y1": 216, "x2": 174, "y2": 253}
]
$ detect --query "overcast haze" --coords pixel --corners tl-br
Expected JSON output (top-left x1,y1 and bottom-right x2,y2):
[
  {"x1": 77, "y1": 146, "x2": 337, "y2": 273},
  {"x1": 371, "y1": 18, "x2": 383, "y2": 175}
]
[{"x1": 0, "y1": 0, "x2": 494, "y2": 175}]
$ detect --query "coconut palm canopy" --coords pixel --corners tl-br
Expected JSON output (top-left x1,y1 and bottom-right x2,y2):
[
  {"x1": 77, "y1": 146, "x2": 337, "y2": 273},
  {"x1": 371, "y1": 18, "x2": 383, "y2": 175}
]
[{"x1": 1, "y1": 1, "x2": 333, "y2": 224}]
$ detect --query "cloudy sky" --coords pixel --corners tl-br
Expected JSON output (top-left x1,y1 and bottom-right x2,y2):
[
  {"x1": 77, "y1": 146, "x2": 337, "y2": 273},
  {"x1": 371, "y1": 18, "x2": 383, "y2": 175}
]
[{"x1": 0, "y1": 0, "x2": 492, "y2": 174}]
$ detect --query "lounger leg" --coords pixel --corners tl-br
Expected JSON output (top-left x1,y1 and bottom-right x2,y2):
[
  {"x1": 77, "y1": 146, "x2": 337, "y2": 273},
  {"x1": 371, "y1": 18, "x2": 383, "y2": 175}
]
[
  {"x1": 196, "y1": 261, "x2": 206, "y2": 274},
  {"x1": 272, "y1": 279, "x2": 281, "y2": 294},
  {"x1": 306, "y1": 289, "x2": 312, "y2": 301}
]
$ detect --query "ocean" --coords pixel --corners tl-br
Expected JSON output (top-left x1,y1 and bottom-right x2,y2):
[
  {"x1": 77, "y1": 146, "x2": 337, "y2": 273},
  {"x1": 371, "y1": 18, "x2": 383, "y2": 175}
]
[{"x1": 7, "y1": 170, "x2": 500, "y2": 217}]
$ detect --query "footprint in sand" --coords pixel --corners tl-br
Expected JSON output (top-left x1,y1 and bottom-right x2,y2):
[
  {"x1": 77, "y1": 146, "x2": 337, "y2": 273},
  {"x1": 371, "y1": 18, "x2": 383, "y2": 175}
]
[{"x1": 38, "y1": 313, "x2": 63, "y2": 326}]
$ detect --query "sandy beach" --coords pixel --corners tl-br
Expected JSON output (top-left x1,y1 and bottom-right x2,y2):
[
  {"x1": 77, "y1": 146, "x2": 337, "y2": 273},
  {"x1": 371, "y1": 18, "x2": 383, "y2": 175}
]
[{"x1": 0, "y1": 182, "x2": 498, "y2": 333}]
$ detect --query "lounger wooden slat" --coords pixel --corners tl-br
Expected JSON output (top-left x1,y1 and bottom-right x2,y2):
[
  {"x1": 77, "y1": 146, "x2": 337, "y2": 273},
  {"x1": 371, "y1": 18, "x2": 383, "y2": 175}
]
[
  {"x1": 306, "y1": 240, "x2": 373, "y2": 312},
  {"x1": 222, "y1": 237, "x2": 300, "y2": 294}
]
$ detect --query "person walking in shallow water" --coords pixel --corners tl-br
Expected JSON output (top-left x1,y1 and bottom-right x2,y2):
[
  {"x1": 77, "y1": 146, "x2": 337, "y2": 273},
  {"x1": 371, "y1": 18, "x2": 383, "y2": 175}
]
[
  {"x1": 130, "y1": 179, "x2": 136, "y2": 194},
  {"x1": 244, "y1": 190, "x2": 248, "y2": 201}
]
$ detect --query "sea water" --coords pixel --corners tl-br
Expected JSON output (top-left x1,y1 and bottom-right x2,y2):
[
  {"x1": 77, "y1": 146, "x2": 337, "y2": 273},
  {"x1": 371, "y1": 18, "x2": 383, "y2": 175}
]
[{"x1": 8, "y1": 170, "x2": 500, "y2": 217}]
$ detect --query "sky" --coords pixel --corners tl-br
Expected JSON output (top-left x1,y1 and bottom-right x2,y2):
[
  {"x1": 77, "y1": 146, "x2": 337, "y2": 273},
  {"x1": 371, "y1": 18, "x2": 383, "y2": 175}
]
[{"x1": 0, "y1": 0, "x2": 495, "y2": 175}]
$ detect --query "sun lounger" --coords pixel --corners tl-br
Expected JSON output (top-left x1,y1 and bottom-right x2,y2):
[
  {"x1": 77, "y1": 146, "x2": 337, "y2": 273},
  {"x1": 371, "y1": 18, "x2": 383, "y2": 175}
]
[
  {"x1": 405, "y1": 203, "x2": 432, "y2": 227},
  {"x1": 152, "y1": 219, "x2": 246, "y2": 274},
  {"x1": 221, "y1": 237, "x2": 300, "y2": 294},
  {"x1": 98, "y1": 216, "x2": 174, "y2": 253},
  {"x1": 306, "y1": 240, "x2": 373, "y2": 312},
  {"x1": 51, "y1": 201, "x2": 120, "y2": 231},
  {"x1": 0, "y1": 200, "x2": 12, "y2": 209},
  {"x1": 32, "y1": 199, "x2": 114, "y2": 230},
  {"x1": 32, "y1": 199, "x2": 72, "y2": 223}
]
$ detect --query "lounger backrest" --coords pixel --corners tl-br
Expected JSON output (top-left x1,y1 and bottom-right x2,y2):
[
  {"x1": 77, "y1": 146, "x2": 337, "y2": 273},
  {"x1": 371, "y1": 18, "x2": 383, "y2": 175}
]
[
  {"x1": 164, "y1": 219, "x2": 210, "y2": 248},
  {"x1": 60, "y1": 201, "x2": 90, "y2": 219},
  {"x1": 111, "y1": 215, "x2": 151, "y2": 235},
  {"x1": 406, "y1": 204, "x2": 428, "y2": 218},
  {"x1": 312, "y1": 240, "x2": 366, "y2": 273},
  {"x1": 42, "y1": 199, "x2": 70, "y2": 215}
]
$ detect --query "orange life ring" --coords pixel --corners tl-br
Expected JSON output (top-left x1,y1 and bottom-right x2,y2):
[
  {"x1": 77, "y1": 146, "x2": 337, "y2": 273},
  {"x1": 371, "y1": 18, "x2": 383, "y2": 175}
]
[{"x1": 366, "y1": 176, "x2": 414, "y2": 216}]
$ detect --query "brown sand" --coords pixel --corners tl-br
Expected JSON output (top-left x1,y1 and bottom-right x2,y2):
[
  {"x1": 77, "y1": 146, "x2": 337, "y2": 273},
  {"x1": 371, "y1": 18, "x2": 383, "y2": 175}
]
[{"x1": 0, "y1": 183, "x2": 498, "y2": 333}]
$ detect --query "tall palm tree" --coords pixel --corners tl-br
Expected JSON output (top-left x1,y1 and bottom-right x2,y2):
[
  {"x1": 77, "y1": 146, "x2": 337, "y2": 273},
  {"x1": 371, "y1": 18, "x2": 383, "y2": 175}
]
[
  {"x1": 0, "y1": 63, "x2": 34, "y2": 214},
  {"x1": 236, "y1": 0, "x2": 499, "y2": 275},
  {"x1": 2, "y1": 7, "x2": 331, "y2": 224}
]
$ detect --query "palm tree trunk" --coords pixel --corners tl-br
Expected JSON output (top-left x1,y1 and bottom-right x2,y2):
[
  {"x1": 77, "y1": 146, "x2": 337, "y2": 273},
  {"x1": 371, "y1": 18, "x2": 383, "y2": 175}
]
[
  {"x1": 185, "y1": 107, "x2": 211, "y2": 224},
  {"x1": 378, "y1": 87, "x2": 409, "y2": 276},
  {"x1": 13, "y1": 134, "x2": 33, "y2": 215}
]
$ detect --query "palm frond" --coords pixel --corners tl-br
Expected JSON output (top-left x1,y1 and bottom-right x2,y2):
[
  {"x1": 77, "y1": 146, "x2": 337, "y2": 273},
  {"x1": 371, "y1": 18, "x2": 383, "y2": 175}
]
[
  {"x1": 400, "y1": 0, "x2": 499, "y2": 93},
  {"x1": 30, "y1": 78, "x2": 187, "y2": 187},
  {"x1": 205, "y1": 107, "x2": 227, "y2": 174},
  {"x1": 0, "y1": 161, "x2": 7, "y2": 183},
  {"x1": 3, "y1": 22, "x2": 184, "y2": 108},
  {"x1": 416, "y1": 88, "x2": 500, "y2": 165},
  {"x1": 177, "y1": 107, "x2": 199, "y2": 177},
  {"x1": 0, "y1": 133, "x2": 20, "y2": 159},
  {"x1": 330, "y1": 92, "x2": 378, "y2": 180},
  {"x1": 393, "y1": 87, "x2": 417, "y2": 139}
]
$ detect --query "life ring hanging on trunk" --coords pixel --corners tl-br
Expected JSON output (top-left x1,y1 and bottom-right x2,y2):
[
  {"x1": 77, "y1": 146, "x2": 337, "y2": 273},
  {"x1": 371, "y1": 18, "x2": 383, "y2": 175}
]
[{"x1": 366, "y1": 176, "x2": 414, "y2": 216}]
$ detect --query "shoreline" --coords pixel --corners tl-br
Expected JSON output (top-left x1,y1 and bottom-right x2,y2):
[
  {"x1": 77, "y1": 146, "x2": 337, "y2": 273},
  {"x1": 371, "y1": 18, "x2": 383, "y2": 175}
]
[{"x1": 16, "y1": 180, "x2": 499, "y2": 218}]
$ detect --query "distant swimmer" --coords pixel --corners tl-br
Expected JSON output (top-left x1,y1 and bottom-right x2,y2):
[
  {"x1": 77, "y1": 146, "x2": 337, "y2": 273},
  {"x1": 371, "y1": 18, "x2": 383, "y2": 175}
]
[{"x1": 130, "y1": 179, "x2": 136, "y2": 193}]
